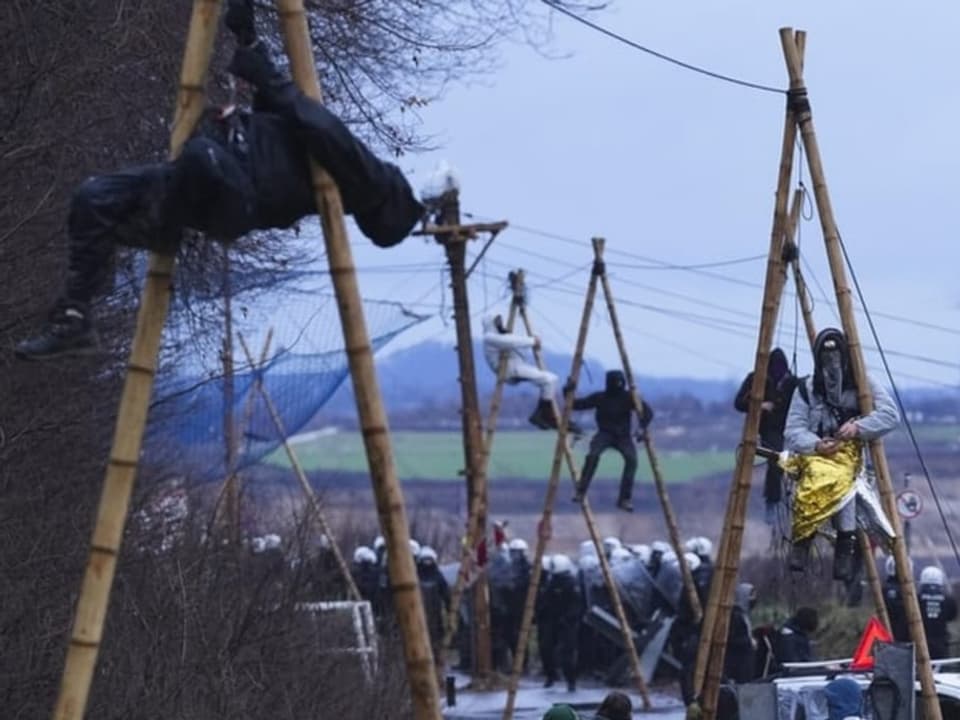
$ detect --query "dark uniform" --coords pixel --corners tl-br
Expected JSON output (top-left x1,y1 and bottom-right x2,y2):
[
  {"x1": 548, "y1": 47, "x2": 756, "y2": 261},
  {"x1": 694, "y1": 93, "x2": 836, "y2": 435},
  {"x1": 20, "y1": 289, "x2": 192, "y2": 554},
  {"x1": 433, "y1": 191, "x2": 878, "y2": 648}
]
[
  {"x1": 774, "y1": 610, "x2": 817, "y2": 666},
  {"x1": 572, "y1": 370, "x2": 653, "y2": 509},
  {"x1": 919, "y1": 578, "x2": 958, "y2": 659},
  {"x1": 676, "y1": 562, "x2": 713, "y2": 704},
  {"x1": 536, "y1": 561, "x2": 583, "y2": 691},
  {"x1": 883, "y1": 577, "x2": 910, "y2": 642}
]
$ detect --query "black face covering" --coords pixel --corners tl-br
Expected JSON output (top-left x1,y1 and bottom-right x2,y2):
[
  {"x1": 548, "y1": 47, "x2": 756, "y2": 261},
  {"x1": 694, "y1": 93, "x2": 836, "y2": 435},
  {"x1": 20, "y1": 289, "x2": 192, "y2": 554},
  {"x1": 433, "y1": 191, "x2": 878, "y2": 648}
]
[
  {"x1": 820, "y1": 347, "x2": 845, "y2": 407},
  {"x1": 605, "y1": 370, "x2": 626, "y2": 393}
]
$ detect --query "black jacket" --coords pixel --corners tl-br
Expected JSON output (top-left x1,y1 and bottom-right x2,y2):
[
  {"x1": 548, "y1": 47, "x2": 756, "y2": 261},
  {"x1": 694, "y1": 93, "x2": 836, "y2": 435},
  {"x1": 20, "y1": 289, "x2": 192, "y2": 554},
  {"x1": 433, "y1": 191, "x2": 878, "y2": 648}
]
[
  {"x1": 774, "y1": 618, "x2": 812, "y2": 664},
  {"x1": 883, "y1": 578, "x2": 910, "y2": 642},
  {"x1": 573, "y1": 373, "x2": 654, "y2": 438},
  {"x1": 734, "y1": 349, "x2": 798, "y2": 444}
]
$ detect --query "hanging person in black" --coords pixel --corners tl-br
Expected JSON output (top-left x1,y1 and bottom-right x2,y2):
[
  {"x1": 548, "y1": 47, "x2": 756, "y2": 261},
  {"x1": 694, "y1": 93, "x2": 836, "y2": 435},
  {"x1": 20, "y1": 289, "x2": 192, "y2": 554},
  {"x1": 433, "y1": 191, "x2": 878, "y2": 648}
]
[
  {"x1": 15, "y1": 0, "x2": 424, "y2": 360},
  {"x1": 569, "y1": 370, "x2": 654, "y2": 512}
]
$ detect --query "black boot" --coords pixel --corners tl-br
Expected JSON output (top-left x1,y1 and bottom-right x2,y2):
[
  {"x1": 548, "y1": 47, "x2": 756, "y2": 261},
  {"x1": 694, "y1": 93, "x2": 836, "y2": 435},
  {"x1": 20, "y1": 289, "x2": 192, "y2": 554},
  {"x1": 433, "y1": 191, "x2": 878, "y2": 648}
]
[
  {"x1": 528, "y1": 399, "x2": 555, "y2": 430},
  {"x1": 833, "y1": 531, "x2": 858, "y2": 582},
  {"x1": 789, "y1": 538, "x2": 811, "y2": 573},
  {"x1": 15, "y1": 301, "x2": 99, "y2": 360},
  {"x1": 616, "y1": 497, "x2": 634, "y2": 513}
]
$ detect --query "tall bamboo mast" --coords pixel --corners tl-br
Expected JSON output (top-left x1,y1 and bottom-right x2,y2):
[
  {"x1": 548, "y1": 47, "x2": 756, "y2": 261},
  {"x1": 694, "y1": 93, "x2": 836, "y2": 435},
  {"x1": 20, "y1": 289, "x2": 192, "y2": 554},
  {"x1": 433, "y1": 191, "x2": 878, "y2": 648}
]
[
  {"x1": 785, "y1": 195, "x2": 892, "y2": 634},
  {"x1": 779, "y1": 27, "x2": 940, "y2": 720},
  {"x1": 236, "y1": 333, "x2": 362, "y2": 602},
  {"x1": 51, "y1": 3, "x2": 223, "y2": 718},
  {"x1": 502, "y1": 239, "x2": 651, "y2": 720},
  {"x1": 695, "y1": 32, "x2": 805, "y2": 720},
  {"x1": 222, "y1": 247, "x2": 241, "y2": 543},
  {"x1": 597, "y1": 266, "x2": 701, "y2": 623},
  {"x1": 442, "y1": 271, "x2": 523, "y2": 655},
  {"x1": 274, "y1": 2, "x2": 441, "y2": 717}
]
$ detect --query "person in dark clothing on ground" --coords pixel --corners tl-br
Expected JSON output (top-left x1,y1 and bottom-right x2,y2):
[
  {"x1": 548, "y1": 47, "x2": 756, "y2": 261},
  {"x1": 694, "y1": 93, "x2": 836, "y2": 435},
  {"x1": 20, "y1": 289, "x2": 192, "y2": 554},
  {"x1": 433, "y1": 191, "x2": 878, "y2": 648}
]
[
  {"x1": 595, "y1": 691, "x2": 632, "y2": 720},
  {"x1": 918, "y1": 565, "x2": 958, "y2": 659},
  {"x1": 417, "y1": 547, "x2": 450, "y2": 684},
  {"x1": 570, "y1": 370, "x2": 654, "y2": 512},
  {"x1": 774, "y1": 606, "x2": 818, "y2": 666},
  {"x1": 536, "y1": 554, "x2": 582, "y2": 692},
  {"x1": 507, "y1": 538, "x2": 532, "y2": 667},
  {"x1": 725, "y1": 583, "x2": 757, "y2": 684},
  {"x1": 351, "y1": 545, "x2": 381, "y2": 608},
  {"x1": 882, "y1": 556, "x2": 910, "y2": 642},
  {"x1": 734, "y1": 347, "x2": 798, "y2": 524},
  {"x1": 15, "y1": 0, "x2": 424, "y2": 360}
]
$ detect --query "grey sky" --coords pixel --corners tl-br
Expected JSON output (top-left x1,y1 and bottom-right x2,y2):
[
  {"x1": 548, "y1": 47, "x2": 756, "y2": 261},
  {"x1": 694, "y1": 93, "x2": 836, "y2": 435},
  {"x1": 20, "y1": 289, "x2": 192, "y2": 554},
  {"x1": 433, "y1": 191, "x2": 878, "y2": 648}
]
[{"x1": 338, "y1": 2, "x2": 959, "y2": 387}]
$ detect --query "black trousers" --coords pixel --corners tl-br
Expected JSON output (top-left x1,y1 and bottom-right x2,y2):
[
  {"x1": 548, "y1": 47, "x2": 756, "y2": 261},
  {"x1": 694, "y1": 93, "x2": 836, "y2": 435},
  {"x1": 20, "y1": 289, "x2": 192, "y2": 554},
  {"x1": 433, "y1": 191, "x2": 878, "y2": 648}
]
[
  {"x1": 579, "y1": 431, "x2": 638, "y2": 502},
  {"x1": 761, "y1": 433, "x2": 784, "y2": 504},
  {"x1": 541, "y1": 620, "x2": 578, "y2": 684}
]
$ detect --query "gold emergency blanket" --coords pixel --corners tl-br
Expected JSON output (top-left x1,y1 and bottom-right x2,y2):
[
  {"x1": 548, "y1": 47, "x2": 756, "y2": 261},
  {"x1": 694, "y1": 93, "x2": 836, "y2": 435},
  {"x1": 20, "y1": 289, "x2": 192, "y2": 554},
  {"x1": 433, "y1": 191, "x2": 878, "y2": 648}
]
[{"x1": 780, "y1": 441, "x2": 862, "y2": 542}]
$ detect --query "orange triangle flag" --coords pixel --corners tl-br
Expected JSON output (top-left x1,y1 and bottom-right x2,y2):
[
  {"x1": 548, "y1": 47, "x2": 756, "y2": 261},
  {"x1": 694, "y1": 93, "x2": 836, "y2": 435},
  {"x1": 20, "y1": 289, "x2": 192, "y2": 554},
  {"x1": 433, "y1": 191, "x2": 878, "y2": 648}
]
[{"x1": 850, "y1": 616, "x2": 893, "y2": 671}]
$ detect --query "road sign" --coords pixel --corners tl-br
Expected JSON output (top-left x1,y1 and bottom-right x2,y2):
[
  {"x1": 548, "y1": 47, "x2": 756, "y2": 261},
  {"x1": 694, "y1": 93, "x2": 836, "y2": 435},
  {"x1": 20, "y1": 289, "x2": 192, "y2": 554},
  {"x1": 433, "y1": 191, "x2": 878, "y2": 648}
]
[{"x1": 896, "y1": 490, "x2": 923, "y2": 520}]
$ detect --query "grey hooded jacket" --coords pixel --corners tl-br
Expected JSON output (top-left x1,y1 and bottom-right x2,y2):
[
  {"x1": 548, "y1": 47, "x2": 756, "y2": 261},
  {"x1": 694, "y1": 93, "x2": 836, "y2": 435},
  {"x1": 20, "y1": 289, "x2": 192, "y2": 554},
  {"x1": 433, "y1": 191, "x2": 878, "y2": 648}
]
[{"x1": 784, "y1": 374, "x2": 899, "y2": 455}]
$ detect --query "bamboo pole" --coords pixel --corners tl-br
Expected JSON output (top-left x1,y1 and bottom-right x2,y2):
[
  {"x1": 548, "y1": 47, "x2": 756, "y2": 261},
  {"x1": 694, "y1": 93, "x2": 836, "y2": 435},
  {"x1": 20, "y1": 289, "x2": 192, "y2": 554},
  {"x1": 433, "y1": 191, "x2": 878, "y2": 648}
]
[
  {"x1": 502, "y1": 239, "x2": 651, "y2": 720},
  {"x1": 519, "y1": 295, "x2": 650, "y2": 709},
  {"x1": 274, "y1": 3, "x2": 440, "y2": 717},
  {"x1": 779, "y1": 27, "x2": 940, "y2": 720},
  {"x1": 695, "y1": 33, "x2": 804, "y2": 720},
  {"x1": 51, "y1": 3, "x2": 222, "y2": 718},
  {"x1": 442, "y1": 271, "x2": 523, "y2": 653},
  {"x1": 237, "y1": 333, "x2": 362, "y2": 602},
  {"x1": 222, "y1": 248, "x2": 241, "y2": 543},
  {"x1": 597, "y1": 267, "x2": 702, "y2": 624},
  {"x1": 786, "y1": 215, "x2": 892, "y2": 634},
  {"x1": 435, "y1": 191, "x2": 493, "y2": 681}
]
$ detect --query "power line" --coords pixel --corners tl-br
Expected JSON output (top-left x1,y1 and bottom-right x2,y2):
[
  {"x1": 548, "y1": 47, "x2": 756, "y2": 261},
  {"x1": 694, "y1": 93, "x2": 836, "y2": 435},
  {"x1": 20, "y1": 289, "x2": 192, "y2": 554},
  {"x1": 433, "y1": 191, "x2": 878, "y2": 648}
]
[
  {"x1": 838, "y1": 231, "x2": 960, "y2": 572},
  {"x1": 540, "y1": 0, "x2": 785, "y2": 95}
]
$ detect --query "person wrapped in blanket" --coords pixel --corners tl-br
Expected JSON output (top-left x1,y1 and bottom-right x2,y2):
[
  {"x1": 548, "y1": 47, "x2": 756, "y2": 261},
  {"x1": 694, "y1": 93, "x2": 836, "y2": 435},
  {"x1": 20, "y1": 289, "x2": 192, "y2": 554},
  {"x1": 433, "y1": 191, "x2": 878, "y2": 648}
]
[{"x1": 782, "y1": 328, "x2": 899, "y2": 581}]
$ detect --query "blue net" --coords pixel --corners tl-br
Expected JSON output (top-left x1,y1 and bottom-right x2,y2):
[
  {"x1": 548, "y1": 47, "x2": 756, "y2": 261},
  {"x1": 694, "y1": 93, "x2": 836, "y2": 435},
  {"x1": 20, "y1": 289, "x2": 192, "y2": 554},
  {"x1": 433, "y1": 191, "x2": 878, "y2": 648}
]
[{"x1": 146, "y1": 292, "x2": 427, "y2": 481}]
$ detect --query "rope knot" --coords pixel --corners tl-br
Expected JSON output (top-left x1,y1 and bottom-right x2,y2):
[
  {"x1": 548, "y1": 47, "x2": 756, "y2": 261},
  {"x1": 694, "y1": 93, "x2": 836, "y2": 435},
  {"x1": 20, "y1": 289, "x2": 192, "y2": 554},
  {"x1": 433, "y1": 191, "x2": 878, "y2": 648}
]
[{"x1": 787, "y1": 86, "x2": 811, "y2": 116}]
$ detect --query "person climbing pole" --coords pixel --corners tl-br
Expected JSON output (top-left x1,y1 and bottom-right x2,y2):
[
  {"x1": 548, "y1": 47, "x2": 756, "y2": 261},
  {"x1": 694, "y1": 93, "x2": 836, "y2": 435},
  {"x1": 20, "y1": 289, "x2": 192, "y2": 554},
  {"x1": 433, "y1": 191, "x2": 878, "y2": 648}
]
[
  {"x1": 783, "y1": 328, "x2": 899, "y2": 581},
  {"x1": 734, "y1": 347, "x2": 798, "y2": 525},
  {"x1": 480, "y1": 313, "x2": 579, "y2": 433},
  {"x1": 569, "y1": 370, "x2": 654, "y2": 512},
  {"x1": 15, "y1": 0, "x2": 424, "y2": 360}
]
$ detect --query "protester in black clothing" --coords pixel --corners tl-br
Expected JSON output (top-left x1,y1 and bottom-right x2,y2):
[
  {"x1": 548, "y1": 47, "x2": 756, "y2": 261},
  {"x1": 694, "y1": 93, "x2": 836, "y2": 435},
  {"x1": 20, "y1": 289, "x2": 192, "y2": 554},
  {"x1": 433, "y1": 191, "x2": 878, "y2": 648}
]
[
  {"x1": 918, "y1": 565, "x2": 958, "y2": 659},
  {"x1": 734, "y1": 347, "x2": 798, "y2": 523},
  {"x1": 15, "y1": 0, "x2": 424, "y2": 360},
  {"x1": 882, "y1": 556, "x2": 910, "y2": 642},
  {"x1": 774, "y1": 607, "x2": 818, "y2": 666},
  {"x1": 570, "y1": 370, "x2": 654, "y2": 512}
]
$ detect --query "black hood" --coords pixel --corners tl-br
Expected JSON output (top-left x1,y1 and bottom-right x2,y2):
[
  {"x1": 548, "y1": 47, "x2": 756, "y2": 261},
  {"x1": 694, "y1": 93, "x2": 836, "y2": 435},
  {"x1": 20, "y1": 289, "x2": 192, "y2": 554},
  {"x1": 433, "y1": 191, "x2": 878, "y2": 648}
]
[
  {"x1": 605, "y1": 370, "x2": 626, "y2": 393},
  {"x1": 769, "y1": 348, "x2": 789, "y2": 384}
]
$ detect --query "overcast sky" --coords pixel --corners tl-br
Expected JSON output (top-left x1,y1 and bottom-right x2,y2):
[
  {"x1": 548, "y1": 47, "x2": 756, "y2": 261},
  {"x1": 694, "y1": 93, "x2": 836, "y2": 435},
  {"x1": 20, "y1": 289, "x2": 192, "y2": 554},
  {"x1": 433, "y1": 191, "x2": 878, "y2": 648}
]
[{"x1": 319, "y1": 1, "x2": 959, "y2": 387}]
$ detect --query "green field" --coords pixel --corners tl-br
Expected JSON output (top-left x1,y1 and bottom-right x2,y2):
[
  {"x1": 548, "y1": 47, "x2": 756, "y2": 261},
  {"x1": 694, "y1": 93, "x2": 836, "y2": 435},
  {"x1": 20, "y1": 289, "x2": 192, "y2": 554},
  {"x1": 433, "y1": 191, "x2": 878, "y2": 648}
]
[{"x1": 265, "y1": 431, "x2": 736, "y2": 483}]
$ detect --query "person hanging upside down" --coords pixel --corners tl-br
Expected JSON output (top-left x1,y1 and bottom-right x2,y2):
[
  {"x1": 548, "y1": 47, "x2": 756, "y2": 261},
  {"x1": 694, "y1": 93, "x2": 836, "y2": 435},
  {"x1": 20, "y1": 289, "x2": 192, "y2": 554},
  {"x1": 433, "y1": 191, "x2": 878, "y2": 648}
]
[
  {"x1": 569, "y1": 370, "x2": 654, "y2": 513},
  {"x1": 783, "y1": 327, "x2": 899, "y2": 581},
  {"x1": 481, "y1": 314, "x2": 581, "y2": 433},
  {"x1": 15, "y1": 0, "x2": 424, "y2": 360}
]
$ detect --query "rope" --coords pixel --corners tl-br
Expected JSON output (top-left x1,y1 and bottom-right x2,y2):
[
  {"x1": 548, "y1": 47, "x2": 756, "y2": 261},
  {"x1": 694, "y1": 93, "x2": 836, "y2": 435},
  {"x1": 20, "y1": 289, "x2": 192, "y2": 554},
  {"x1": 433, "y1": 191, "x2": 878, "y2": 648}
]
[
  {"x1": 837, "y1": 231, "x2": 960, "y2": 572},
  {"x1": 541, "y1": 0, "x2": 785, "y2": 95}
]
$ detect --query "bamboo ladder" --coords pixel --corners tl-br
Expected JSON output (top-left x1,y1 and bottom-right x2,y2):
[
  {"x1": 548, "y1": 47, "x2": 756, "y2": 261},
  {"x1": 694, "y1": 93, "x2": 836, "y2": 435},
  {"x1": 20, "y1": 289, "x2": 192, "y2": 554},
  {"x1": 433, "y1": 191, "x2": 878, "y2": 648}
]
[
  {"x1": 779, "y1": 26, "x2": 941, "y2": 720},
  {"x1": 236, "y1": 331, "x2": 362, "y2": 602},
  {"x1": 442, "y1": 270, "x2": 523, "y2": 657},
  {"x1": 52, "y1": 2, "x2": 225, "y2": 718},
  {"x1": 693, "y1": 30, "x2": 805, "y2": 719},
  {"x1": 273, "y1": 2, "x2": 442, "y2": 717},
  {"x1": 502, "y1": 239, "x2": 652, "y2": 720}
]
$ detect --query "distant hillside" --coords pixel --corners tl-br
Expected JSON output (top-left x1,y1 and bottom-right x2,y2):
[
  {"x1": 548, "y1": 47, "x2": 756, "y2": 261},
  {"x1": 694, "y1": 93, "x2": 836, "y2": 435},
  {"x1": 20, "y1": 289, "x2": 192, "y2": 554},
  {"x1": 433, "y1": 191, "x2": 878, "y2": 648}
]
[{"x1": 322, "y1": 339, "x2": 741, "y2": 415}]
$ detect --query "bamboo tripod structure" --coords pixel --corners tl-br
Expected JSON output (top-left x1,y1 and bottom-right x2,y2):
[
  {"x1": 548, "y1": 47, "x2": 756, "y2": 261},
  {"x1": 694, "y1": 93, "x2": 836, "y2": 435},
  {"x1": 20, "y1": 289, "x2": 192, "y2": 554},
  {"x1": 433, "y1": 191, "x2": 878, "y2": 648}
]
[
  {"x1": 51, "y1": 2, "x2": 224, "y2": 717},
  {"x1": 236, "y1": 331, "x2": 361, "y2": 602},
  {"x1": 779, "y1": 26, "x2": 941, "y2": 720},
  {"x1": 693, "y1": 31, "x2": 805, "y2": 719},
  {"x1": 597, "y1": 262, "x2": 702, "y2": 623},
  {"x1": 275, "y1": 2, "x2": 441, "y2": 716},
  {"x1": 784, "y1": 195, "x2": 892, "y2": 635},
  {"x1": 502, "y1": 240, "x2": 651, "y2": 720},
  {"x1": 442, "y1": 270, "x2": 523, "y2": 656}
]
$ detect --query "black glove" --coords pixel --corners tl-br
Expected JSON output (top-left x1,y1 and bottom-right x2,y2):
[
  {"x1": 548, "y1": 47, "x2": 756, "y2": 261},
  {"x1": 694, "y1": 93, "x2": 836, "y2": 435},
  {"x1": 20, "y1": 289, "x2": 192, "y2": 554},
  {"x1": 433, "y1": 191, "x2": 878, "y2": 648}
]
[
  {"x1": 562, "y1": 379, "x2": 576, "y2": 396},
  {"x1": 225, "y1": 0, "x2": 257, "y2": 46}
]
